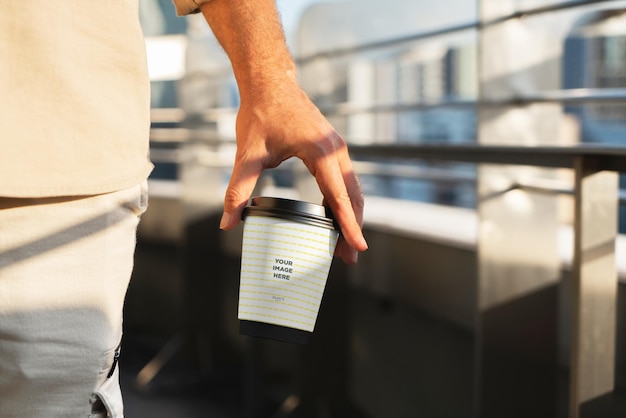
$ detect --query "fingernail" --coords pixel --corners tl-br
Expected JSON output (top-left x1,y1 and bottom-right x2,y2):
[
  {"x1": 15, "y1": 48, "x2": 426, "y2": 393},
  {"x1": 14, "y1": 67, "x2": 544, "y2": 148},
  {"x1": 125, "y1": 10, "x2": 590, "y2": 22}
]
[{"x1": 220, "y1": 212, "x2": 232, "y2": 229}]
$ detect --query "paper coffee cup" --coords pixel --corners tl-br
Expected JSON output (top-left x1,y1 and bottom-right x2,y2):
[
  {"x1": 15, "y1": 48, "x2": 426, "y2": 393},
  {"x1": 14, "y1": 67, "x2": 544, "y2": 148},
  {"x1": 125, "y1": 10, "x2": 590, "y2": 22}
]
[{"x1": 238, "y1": 196, "x2": 339, "y2": 344}]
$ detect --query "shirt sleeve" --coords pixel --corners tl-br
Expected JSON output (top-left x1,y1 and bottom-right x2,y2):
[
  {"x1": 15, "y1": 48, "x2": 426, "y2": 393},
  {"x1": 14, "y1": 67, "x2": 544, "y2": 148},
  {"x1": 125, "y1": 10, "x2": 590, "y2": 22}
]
[{"x1": 171, "y1": 0, "x2": 211, "y2": 16}]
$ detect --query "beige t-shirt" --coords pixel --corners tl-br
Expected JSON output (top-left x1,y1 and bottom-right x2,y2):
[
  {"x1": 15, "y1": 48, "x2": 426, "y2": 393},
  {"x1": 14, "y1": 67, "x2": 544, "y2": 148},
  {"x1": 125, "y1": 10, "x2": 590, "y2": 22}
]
[{"x1": 0, "y1": 0, "x2": 208, "y2": 197}]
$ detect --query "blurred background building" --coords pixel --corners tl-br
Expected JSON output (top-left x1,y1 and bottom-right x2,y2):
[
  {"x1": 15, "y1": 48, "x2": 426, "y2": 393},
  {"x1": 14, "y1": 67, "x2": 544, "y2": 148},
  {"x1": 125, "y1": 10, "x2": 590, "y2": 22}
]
[{"x1": 122, "y1": 1, "x2": 626, "y2": 417}]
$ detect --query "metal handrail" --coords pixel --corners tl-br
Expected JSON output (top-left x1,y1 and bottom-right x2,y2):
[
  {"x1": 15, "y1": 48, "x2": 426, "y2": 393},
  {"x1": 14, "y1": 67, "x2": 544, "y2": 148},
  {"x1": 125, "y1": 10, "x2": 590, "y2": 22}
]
[
  {"x1": 348, "y1": 143, "x2": 626, "y2": 170},
  {"x1": 296, "y1": 21, "x2": 477, "y2": 65},
  {"x1": 150, "y1": 85, "x2": 626, "y2": 128},
  {"x1": 485, "y1": 88, "x2": 626, "y2": 105},
  {"x1": 318, "y1": 88, "x2": 626, "y2": 116},
  {"x1": 349, "y1": 143, "x2": 626, "y2": 204},
  {"x1": 295, "y1": 0, "x2": 620, "y2": 64},
  {"x1": 480, "y1": 177, "x2": 626, "y2": 204},
  {"x1": 352, "y1": 160, "x2": 476, "y2": 183},
  {"x1": 148, "y1": 130, "x2": 626, "y2": 206},
  {"x1": 482, "y1": 0, "x2": 621, "y2": 25}
]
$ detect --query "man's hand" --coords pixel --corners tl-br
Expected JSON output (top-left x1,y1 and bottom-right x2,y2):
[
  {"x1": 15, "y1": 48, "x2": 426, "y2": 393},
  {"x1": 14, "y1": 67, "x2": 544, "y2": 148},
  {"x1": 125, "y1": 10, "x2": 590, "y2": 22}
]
[
  {"x1": 200, "y1": 0, "x2": 367, "y2": 263},
  {"x1": 225, "y1": 75, "x2": 367, "y2": 264}
]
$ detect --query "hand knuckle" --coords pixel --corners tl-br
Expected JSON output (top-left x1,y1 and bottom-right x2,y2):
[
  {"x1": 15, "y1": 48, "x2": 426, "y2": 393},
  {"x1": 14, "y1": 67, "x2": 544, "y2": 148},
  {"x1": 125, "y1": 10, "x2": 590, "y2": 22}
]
[{"x1": 224, "y1": 187, "x2": 246, "y2": 207}]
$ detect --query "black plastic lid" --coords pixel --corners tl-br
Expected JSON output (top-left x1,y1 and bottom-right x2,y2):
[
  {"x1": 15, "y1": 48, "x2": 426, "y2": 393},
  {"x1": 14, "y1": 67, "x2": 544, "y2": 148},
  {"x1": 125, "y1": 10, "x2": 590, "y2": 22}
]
[{"x1": 242, "y1": 196, "x2": 337, "y2": 231}]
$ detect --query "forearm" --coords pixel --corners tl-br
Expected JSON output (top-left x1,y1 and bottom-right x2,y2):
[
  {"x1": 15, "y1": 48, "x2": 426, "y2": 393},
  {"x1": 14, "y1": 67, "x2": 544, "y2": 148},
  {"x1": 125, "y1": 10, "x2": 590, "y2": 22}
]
[
  {"x1": 198, "y1": 0, "x2": 367, "y2": 262},
  {"x1": 199, "y1": 0, "x2": 297, "y2": 99}
]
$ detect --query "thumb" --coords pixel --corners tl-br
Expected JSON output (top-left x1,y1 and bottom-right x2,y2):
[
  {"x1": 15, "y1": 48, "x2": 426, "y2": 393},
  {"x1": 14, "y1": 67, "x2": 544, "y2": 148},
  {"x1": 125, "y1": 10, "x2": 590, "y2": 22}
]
[{"x1": 220, "y1": 158, "x2": 263, "y2": 230}]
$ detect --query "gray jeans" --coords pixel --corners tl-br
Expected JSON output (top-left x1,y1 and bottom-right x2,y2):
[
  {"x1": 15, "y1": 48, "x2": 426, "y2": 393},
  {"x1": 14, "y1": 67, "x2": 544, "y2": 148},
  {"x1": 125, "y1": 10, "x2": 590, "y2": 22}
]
[{"x1": 0, "y1": 181, "x2": 148, "y2": 418}]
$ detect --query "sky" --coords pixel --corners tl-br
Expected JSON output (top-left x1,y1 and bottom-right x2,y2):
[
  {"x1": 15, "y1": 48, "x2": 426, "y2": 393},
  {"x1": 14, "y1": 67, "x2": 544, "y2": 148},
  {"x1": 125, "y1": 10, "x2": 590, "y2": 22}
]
[{"x1": 276, "y1": 0, "x2": 323, "y2": 32}]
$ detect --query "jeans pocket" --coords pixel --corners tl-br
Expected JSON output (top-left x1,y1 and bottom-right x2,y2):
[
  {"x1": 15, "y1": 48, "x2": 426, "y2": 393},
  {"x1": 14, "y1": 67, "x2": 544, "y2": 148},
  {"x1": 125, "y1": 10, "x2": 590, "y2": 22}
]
[
  {"x1": 90, "y1": 341, "x2": 124, "y2": 418},
  {"x1": 89, "y1": 371, "x2": 123, "y2": 418}
]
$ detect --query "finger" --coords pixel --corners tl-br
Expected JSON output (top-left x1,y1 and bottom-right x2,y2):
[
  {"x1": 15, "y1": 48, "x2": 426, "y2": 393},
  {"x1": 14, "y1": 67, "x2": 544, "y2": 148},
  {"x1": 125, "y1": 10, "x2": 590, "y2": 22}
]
[
  {"x1": 336, "y1": 156, "x2": 366, "y2": 264},
  {"x1": 334, "y1": 237, "x2": 359, "y2": 264},
  {"x1": 220, "y1": 153, "x2": 264, "y2": 230},
  {"x1": 322, "y1": 156, "x2": 366, "y2": 263},
  {"x1": 338, "y1": 150, "x2": 365, "y2": 229},
  {"x1": 313, "y1": 143, "x2": 367, "y2": 257}
]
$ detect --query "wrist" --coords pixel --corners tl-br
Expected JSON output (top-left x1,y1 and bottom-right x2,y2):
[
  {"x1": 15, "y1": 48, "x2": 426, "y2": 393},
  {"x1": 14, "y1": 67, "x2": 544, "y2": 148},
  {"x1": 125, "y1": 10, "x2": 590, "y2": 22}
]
[
  {"x1": 200, "y1": 0, "x2": 297, "y2": 97},
  {"x1": 236, "y1": 60, "x2": 299, "y2": 105}
]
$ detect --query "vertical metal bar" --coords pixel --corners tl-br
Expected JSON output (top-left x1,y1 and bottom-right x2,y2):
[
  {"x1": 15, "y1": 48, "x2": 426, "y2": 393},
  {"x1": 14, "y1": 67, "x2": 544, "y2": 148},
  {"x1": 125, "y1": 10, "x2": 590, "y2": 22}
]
[{"x1": 570, "y1": 156, "x2": 619, "y2": 417}]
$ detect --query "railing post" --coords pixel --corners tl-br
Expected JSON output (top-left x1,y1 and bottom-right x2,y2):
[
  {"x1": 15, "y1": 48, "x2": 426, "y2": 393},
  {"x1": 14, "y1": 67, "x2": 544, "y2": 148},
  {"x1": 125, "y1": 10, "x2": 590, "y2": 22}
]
[{"x1": 569, "y1": 156, "x2": 618, "y2": 417}]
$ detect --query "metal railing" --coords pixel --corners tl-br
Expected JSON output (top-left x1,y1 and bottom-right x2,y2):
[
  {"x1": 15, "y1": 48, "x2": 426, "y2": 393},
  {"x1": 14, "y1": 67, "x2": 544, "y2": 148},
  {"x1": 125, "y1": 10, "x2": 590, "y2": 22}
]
[
  {"x1": 148, "y1": 1, "x2": 626, "y2": 416},
  {"x1": 295, "y1": 0, "x2": 620, "y2": 64},
  {"x1": 293, "y1": 2, "x2": 626, "y2": 416}
]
